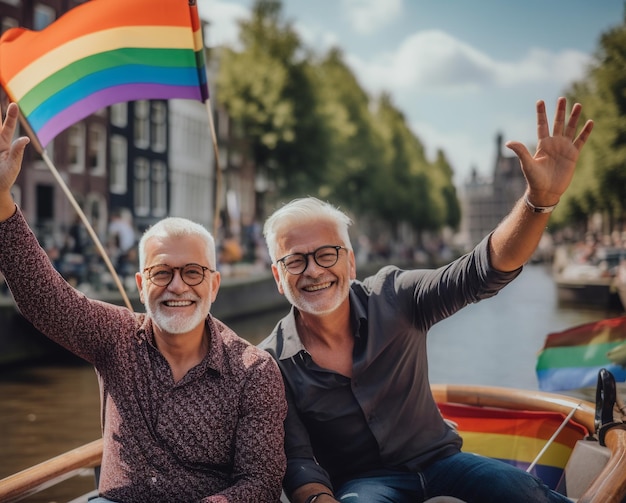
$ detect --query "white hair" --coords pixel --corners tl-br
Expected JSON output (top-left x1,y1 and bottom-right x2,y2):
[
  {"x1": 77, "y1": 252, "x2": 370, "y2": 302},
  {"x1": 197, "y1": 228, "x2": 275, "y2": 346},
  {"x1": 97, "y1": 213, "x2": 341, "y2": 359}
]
[
  {"x1": 138, "y1": 217, "x2": 216, "y2": 270},
  {"x1": 263, "y1": 197, "x2": 353, "y2": 262}
]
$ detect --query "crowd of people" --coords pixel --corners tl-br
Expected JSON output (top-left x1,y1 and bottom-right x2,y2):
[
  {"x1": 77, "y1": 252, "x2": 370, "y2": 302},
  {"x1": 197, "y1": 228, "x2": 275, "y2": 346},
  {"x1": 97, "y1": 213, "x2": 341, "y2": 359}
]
[{"x1": 0, "y1": 95, "x2": 596, "y2": 503}]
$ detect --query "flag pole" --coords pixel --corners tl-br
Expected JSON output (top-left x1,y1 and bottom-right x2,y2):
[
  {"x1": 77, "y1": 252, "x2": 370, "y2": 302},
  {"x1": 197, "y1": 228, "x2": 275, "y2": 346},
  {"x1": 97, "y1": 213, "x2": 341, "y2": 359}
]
[
  {"x1": 205, "y1": 97, "x2": 223, "y2": 239},
  {"x1": 15, "y1": 111, "x2": 134, "y2": 311},
  {"x1": 526, "y1": 403, "x2": 581, "y2": 473},
  {"x1": 190, "y1": 0, "x2": 222, "y2": 239}
]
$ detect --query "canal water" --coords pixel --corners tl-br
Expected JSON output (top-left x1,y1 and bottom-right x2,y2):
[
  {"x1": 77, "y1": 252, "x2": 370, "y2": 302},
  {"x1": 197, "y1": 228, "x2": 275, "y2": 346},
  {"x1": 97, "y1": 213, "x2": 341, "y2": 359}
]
[{"x1": 0, "y1": 263, "x2": 624, "y2": 502}]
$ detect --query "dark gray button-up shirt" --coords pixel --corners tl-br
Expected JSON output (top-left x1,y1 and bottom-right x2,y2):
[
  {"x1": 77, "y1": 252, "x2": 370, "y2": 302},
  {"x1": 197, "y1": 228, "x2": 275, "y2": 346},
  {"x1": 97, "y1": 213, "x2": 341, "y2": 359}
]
[{"x1": 260, "y1": 235, "x2": 521, "y2": 493}]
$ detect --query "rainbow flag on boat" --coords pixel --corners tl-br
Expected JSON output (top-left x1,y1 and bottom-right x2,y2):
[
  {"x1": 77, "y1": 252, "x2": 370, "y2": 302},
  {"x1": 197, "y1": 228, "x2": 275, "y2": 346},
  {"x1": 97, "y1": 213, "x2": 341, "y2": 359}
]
[
  {"x1": 439, "y1": 402, "x2": 588, "y2": 490},
  {"x1": 535, "y1": 316, "x2": 626, "y2": 392}
]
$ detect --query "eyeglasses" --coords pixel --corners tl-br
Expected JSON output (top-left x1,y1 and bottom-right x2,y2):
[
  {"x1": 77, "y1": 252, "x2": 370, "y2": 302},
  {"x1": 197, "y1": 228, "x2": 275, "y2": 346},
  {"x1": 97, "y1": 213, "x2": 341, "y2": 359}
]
[
  {"x1": 277, "y1": 245, "x2": 346, "y2": 275},
  {"x1": 143, "y1": 263, "x2": 214, "y2": 287}
]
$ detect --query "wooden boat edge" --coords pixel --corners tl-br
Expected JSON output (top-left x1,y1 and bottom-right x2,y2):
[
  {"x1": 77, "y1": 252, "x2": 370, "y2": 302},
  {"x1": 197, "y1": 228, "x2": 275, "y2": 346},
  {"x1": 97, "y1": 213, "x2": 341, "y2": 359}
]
[
  {"x1": 0, "y1": 438, "x2": 102, "y2": 503},
  {"x1": 2, "y1": 384, "x2": 626, "y2": 503},
  {"x1": 431, "y1": 384, "x2": 597, "y2": 431}
]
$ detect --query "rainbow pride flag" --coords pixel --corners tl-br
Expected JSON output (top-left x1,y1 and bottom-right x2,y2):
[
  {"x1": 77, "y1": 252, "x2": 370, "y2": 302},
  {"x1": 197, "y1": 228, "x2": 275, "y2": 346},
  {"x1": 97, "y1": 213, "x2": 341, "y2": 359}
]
[
  {"x1": 0, "y1": 0, "x2": 209, "y2": 147},
  {"x1": 536, "y1": 316, "x2": 626, "y2": 392},
  {"x1": 438, "y1": 402, "x2": 588, "y2": 490}
]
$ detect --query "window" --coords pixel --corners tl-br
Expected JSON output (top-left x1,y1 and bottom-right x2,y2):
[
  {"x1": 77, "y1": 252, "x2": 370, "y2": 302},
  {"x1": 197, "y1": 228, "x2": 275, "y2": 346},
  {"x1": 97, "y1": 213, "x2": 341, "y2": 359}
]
[
  {"x1": 34, "y1": 3, "x2": 55, "y2": 30},
  {"x1": 134, "y1": 157, "x2": 150, "y2": 216},
  {"x1": 68, "y1": 123, "x2": 85, "y2": 173},
  {"x1": 151, "y1": 160, "x2": 167, "y2": 217},
  {"x1": 85, "y1": 193, "x2": 107, "y2": 238},
  {"x1": 87, "y1": 124, "x2": 106, "y2": 175},
  {"x1": 151, "y1": 102, "x2": 167, "y2": 152},
  {"x1": 36, "y1": 184, "x2": 54, "y2": 221},
  {"x1": 110, "y1": 102, "x2": 127, "y2": 128},
  {"x1": 134, "y1": 100, "x2": 150, "y2": 149},
  {"x1": 110, "y1": 135, "x2": 128, "y2": 194}
]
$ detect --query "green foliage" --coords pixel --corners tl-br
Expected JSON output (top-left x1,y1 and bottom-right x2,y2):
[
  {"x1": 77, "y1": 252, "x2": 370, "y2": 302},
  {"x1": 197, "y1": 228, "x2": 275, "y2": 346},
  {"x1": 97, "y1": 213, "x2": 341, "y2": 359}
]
[
  {"x1": 561, "y1": 15, "x2": 626, "y2": 230},
  {"x1": 215, "y1": 0, "x2": 461, "y2": 237},
  {"x1": 215, "y1": 0, "x2": 330, "y2": 197},
  {"x1": 214, "y1": 0, "x2": 626, "y2": 241}
]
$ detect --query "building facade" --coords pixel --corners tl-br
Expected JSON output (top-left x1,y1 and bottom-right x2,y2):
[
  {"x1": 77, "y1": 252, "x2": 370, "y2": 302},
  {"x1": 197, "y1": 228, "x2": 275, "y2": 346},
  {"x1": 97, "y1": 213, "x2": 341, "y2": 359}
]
[
  {"x1": 460, "y1": 133, "x2": 527, "y2": 248},
  {"x1": 0, "y1": 0, "x2": 232, "y2": 258}
]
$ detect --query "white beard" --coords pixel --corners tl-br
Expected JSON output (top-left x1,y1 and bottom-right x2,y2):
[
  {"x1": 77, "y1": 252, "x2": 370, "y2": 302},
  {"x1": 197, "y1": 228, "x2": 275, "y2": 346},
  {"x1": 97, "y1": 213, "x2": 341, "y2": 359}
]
[
  {"x1": 279, "y1": 268, "x2": 347, "y2": 316},
  {"x1": 143, "y1": 285, "x2": 210, "y2": 335}
]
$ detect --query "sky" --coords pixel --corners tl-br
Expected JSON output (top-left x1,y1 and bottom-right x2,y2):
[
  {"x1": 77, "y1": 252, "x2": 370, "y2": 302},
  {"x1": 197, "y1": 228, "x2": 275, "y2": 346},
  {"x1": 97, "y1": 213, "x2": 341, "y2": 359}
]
[{"x1": 198, "y1": 0, "x2": 625, "y2": 186}]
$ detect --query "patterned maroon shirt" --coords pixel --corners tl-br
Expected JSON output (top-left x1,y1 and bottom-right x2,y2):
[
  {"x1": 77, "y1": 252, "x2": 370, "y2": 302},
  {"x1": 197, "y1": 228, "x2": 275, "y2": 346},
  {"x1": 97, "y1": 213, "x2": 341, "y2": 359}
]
[{"x1": 0, "y1": 208, "x2": 287, "y2": 502}]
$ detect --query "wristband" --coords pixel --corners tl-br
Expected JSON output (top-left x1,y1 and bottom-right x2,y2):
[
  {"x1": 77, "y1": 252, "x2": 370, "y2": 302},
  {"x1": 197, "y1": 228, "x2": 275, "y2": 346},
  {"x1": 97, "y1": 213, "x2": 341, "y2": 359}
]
[
  {"x1": 305, "y1": 492, "x2": 334, "y2": 503},
  {"x1": 524, "y1": 194, "x2": 558, "y2": 214}
]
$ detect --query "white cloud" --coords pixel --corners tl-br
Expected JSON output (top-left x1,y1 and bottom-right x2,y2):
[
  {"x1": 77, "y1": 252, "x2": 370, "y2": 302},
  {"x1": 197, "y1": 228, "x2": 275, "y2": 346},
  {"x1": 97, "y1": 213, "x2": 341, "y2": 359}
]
[
  {"x1": 495, "y1": 48, "x2": 591, "y2": 86},
  {"x1": 198, "y1": 2, "x2": 590, "y2": 96},
  {"x1": 194, "y1": 1, "x2": 592, "y2": 187},
  {"x1": 340, "y1": 0, "x2": 403, "y2": 34},
  {"x1": 198, "y1": 0, "x2": 249, "y2": 48},
  {"x1": 294, "y1": 21, "x2": 340, "y2": 53},
  {"x1": 344, "y1": 30, "x2": 592, "y2": 95}
]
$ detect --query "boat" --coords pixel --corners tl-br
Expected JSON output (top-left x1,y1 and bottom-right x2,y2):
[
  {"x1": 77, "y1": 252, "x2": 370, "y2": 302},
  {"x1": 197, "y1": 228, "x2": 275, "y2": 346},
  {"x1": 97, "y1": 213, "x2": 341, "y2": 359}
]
[
  {"x1": 2, "y1": 373, "x2": 626, "y2": 503},
  {"x1": 555, "y1": 269, "x2": 623, "y2": 309},
  {"x1": 552, "y1": 246, "x2": 624, "y2": 310}
]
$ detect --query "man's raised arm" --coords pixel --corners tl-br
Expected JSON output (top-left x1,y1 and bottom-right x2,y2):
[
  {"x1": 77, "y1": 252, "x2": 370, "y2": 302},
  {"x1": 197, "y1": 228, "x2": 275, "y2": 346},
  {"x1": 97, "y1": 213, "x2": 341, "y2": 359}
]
[{"x1": 488, "y1": 97, "x2": 593, "y2": 272}]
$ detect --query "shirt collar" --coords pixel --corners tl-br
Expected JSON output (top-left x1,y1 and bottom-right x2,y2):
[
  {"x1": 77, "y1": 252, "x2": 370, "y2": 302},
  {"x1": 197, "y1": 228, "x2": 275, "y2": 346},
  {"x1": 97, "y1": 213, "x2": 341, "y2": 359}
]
[
  {"x1": 139, "y1": 314, "x2": 225, "y2": 375},
  {"x1": 276, "y1": 306, "x2": 307, "y2": 360},
  {"x1": 276, "y1": 284, "x2": 368, "y2": 360}
]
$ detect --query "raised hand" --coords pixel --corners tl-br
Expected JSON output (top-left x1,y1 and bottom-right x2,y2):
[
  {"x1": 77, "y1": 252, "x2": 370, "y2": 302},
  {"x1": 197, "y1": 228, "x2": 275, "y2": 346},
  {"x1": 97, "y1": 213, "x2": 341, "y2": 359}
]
[
  {"x1": 505, "y1": 97, "x2": 593, "y2": 207},
  {"x1": 0, "y1": 103, "x2": 30, "y2": 218}
]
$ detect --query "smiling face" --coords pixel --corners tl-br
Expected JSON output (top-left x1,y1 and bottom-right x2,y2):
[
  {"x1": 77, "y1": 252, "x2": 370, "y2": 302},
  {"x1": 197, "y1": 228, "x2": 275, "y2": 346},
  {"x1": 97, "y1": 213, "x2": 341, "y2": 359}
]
[
  {"x1": 136, "y1": 233, "x2": 220, "y2": 337},
  {"x1": 272, "y1": 219, "x2": 356, "y2": 317}
]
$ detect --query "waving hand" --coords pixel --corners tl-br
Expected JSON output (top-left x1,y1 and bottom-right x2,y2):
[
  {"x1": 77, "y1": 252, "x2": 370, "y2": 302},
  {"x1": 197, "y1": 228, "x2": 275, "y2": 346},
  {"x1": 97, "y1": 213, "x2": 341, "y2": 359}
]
[
  {"x1": 0, "y1": 103, "x2": 30, "y2": 219},
  {"x1": 505, "y1": 97, "x2": 593, "y2": 207}
]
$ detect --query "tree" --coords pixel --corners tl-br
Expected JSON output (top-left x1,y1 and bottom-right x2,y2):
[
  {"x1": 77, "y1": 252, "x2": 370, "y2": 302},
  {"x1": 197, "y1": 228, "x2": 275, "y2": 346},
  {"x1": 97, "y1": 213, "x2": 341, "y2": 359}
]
[
  {"x1": 562, "y1": 14, "x2": 626, "y2": 231},
  {"x1": 589, "y1": 23, "x2": 626, "y2": 227},
  {"x1": 431, "y1": 150, "x2": 461, "y2": 231},
  {"x1": 216, "y1": 0, "x2": 330, "y2": 198},
  {"x1": 215, "y1": 0, "x2": 462, "y2": 244},
  {"x1": 310, "y1": 49, "x2": 386, "y2": 215}
]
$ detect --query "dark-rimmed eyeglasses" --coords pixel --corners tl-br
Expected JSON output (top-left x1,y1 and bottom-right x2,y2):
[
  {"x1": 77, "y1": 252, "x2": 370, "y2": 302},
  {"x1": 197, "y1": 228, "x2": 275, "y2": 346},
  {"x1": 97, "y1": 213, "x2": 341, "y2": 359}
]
[
  {"x1": 143, "y1": 263, "x2": 214, "y2": 287},
  {"x1": 277, "y1": 245, "x2": 346, "y2": 275}
]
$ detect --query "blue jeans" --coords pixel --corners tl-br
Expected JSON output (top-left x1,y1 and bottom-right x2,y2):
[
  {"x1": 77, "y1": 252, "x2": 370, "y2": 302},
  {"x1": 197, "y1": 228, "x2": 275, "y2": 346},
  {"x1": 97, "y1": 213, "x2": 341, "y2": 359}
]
[{"x1": 334, "y1": 452, "x2": 572, "y2": 503}]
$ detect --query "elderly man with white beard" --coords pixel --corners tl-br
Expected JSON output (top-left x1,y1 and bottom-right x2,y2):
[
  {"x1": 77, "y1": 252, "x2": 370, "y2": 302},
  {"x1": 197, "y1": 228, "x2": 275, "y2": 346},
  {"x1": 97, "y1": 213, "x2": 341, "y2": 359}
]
[{"x1": 0, "y1": 102, "x2": 287, "y2": 503}]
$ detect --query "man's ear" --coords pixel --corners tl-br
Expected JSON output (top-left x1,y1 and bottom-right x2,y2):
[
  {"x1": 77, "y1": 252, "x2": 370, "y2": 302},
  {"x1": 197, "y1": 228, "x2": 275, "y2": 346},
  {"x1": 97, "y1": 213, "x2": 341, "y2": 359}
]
[
  {"x1": 271, "y1": 264, "x2": 285, "y2": 295},
  {"x1": 209, "y1": 270, "x2": 221, "y2": 302},
  {"x1": 136, "y1": 272, "x2": 145, "y2": 304}
]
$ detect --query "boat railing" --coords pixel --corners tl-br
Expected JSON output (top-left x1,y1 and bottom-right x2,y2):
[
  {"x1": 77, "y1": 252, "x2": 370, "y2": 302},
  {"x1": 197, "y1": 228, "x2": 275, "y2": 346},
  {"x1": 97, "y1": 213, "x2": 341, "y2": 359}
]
[
  {"x1": 2, "y1": 385, "x2": 626, "y2": 503},
  {"x1": 0, "y1": 438, "x2": 102, "y2": 503}
]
